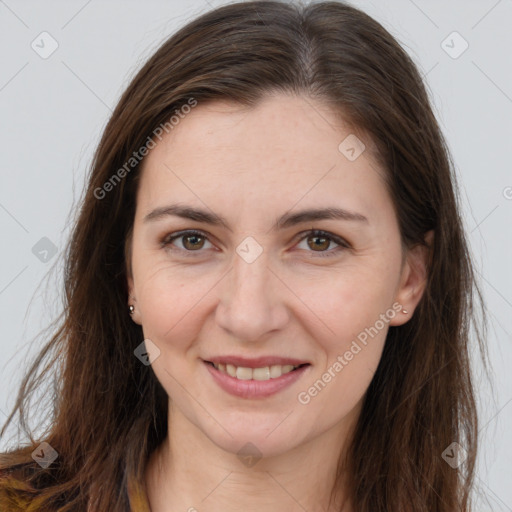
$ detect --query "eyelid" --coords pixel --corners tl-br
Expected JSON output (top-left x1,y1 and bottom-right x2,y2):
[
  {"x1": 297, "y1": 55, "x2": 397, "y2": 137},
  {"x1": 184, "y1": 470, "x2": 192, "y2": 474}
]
[
  {"x1": 160, "y1": 228, "x2": 351, "y2": 257},
  {"x1": 292, "y1": 229, "x2": 351, "y2": 258},
  {"x1": 160, "y1": 229, "x2": 215, "y2": 252}
]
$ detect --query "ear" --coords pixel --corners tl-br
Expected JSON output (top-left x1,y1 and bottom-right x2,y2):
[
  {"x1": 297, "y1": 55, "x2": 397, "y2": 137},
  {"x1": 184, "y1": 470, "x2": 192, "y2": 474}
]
[
  {"x1": 126, "y1": 231, "x2": 142, "y2": 326},
  {"x1": 389, "y1": 230, "x2": 433, "y2": 326},
  {"x1": 127, "y1": 274, "x2": 142, "y2": 326}
]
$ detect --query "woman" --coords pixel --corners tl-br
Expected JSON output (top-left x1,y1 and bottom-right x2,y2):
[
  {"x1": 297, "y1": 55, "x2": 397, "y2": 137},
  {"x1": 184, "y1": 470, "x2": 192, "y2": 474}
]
[{"x1": 0, "y1": 1, "x2": 489, "y2": 511}]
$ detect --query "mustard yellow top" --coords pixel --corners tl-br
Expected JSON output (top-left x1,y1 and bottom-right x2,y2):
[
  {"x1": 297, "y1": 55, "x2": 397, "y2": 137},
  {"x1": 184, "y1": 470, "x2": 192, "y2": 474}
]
[
  {"x1": 127, "y1": 473, "x2": 152, "y2": 511},
  {"x1": 0, "y1": 463, "x2": 152, "y2": 511}
]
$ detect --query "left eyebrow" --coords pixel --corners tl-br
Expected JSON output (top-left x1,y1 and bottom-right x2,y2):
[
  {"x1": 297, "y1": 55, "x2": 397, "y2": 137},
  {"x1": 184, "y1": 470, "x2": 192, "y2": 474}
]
[
  {"x1": 275, "y1": 207, "x2": 369, "y2": 230},
  {"x1": 143, "y1": 204, "x2": 369, "y2": 232}
]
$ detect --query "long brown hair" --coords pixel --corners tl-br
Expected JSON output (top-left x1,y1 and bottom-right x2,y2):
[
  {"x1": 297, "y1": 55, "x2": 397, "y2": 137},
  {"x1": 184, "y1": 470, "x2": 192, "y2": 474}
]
[{"x1": 0, "y1": 1, "x2": 490, "y2": 510}]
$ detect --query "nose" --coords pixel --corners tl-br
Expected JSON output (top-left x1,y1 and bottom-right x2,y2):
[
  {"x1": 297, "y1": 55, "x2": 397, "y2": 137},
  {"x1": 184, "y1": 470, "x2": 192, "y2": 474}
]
[{"x1": 215, "y1": 249, "x2": 290, "y2": 343}]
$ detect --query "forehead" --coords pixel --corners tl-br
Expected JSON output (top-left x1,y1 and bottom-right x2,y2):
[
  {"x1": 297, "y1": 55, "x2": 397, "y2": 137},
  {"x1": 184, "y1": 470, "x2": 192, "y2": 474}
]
[
  {"x1": 136, "y1": 93, "x2": 388, "y2": 217},
  {"x1": 144, "y1": 94, "x2": 377, "y2": 163}
]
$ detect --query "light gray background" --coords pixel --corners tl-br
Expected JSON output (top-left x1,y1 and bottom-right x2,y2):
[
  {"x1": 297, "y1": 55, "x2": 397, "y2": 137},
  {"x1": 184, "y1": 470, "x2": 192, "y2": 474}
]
[{"x1": 0, "y1": 0, "x2": 511, "y2": 509}]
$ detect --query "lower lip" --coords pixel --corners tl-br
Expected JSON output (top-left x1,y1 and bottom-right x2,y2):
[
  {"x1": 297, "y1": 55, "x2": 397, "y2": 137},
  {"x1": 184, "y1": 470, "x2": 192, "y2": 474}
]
[{"x1": 204, "y1": 361, "x2": 310, "y2": 399}]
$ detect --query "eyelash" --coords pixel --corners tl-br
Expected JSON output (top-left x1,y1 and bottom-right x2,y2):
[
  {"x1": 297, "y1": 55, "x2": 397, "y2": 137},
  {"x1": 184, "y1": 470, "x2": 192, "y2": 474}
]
[{"x1": 160, "y1": 229, "x2": 350, "y2": 258}]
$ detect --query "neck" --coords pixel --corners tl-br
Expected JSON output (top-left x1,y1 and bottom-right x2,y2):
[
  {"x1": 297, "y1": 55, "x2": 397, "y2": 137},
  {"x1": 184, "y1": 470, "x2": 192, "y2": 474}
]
[{"x1": 145, "y1": 404, "x2": 358, "y2": 512}]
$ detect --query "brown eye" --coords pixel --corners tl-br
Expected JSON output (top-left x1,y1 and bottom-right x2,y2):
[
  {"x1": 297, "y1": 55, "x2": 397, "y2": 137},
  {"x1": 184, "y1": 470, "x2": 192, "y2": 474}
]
[
  {"x1": 162, "y1": 230, "x2": 213, "y2": 254},
  {"x1": 182, "y1": 233, "x2": 205, "y2": 250},
  {"x1": 307, "y1": 234, "x2": 331, "y2": 251},
  {"x1": 296, "y1": 229, "x2": 349, "y2": 258}
]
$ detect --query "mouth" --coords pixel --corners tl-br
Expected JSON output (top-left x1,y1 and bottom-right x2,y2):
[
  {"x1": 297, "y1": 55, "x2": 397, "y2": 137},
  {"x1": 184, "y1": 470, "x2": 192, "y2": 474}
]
[
  {"x1": 204, "y1": 361, "x2": 309, "y2": 381},
  {"x1": 202, "y1": 357, "x2": 311, "y2": 399}
]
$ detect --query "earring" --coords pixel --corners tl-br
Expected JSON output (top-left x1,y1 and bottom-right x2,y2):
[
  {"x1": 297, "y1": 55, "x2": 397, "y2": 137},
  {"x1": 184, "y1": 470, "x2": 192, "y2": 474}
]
[
  {"x1": 129, "y1": 305, "x2": 135, "y2": 315},
  {"x1": 402, "y1": 309, "x2": 408, "y2": 314}
]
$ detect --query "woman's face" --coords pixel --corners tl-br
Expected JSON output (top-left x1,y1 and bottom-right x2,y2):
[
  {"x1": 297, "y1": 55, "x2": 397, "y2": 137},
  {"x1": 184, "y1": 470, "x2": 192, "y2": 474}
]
[{"x1": 128, "y1": 93, "x2": 427, "y2": 458}]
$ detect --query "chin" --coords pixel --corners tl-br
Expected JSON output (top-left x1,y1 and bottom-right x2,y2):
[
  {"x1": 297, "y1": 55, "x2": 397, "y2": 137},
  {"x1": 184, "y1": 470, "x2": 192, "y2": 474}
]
[{"x1": 198, "y1": 414, "x2": 307, "y2": 461}]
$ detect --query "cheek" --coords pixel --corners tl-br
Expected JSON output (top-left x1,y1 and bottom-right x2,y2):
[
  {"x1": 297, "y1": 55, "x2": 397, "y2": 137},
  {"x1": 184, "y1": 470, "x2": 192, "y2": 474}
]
[
  {"x1": 131, "y1": 237, "x2": 210, "y2": 325},
  {"x1": 289, "y1": 260, "x2": 398, "y2": 342},
  {"x1": 290, "y1": 263, "x2": 397, "y2": 404},
  {"x1": 136, "y1": 268, "x2": 211, "y2": 345},
  {"x1": 295, "y1": 280, "x2": 391, "y2": 424}
]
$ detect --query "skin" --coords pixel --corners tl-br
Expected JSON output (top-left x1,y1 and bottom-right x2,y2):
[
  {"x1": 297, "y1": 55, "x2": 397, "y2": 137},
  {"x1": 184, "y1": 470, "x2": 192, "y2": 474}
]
[{"x1": 127, "y1": 93, "x2": 431, "y2": 512}]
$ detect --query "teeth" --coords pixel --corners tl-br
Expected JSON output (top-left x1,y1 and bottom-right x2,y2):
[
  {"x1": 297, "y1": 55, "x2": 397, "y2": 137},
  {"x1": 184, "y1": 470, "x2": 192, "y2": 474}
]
[
  {"x1": 226, "y1": 364, "x2": 236, "y2": 377},
  {"x1": 212, "y1": 363, "x2": 300, "y2": 380},
  {"x1": 236, "y1": 366, "x2": 252, "y2": 380},
  {"x1": 253, "y1": 367, "x2": 270, "y2": 380}
]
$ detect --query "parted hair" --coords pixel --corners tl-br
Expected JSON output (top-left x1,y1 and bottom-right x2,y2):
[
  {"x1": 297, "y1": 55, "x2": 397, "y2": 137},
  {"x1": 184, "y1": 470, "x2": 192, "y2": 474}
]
[{"x1": 0, "y1": 1, "x2": 489, "y2": 510}]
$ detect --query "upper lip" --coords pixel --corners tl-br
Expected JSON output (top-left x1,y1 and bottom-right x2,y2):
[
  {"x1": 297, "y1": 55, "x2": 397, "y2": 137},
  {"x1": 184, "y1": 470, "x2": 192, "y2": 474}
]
[{"x1": 204, "y1": 356, "x2": 310, "y2": 368}]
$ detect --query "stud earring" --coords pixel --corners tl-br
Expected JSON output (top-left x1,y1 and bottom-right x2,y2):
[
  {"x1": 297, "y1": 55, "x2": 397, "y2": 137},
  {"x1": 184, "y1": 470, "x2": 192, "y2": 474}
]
[
  {"x1": 129, "y1": 305, "x2": 135, "y2": 315},
  {"x1": 402, "y1": 309, "x2": 408, "y2": 314}
]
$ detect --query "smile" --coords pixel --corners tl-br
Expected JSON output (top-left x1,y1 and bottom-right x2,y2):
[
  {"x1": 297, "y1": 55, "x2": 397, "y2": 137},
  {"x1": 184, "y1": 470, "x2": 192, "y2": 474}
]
[
  {"x1": 209, "y1": 362, "x2": 305, "y2": 381},
  {"x1": 203, "y1": 358, "x2": 311, "y2": 399}
]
